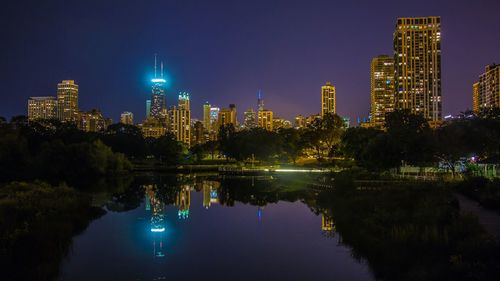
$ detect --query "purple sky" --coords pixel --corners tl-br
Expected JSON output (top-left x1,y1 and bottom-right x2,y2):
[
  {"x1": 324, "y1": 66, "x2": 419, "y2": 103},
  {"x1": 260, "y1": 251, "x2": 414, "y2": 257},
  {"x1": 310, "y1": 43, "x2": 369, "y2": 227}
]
[{"x1": 1, "y1": 0, "x2": 499, "y2": 123}]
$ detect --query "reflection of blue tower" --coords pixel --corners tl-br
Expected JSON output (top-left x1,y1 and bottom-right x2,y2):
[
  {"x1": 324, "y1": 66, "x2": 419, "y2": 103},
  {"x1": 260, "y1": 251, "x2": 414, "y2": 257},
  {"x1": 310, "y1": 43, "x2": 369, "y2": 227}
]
[
  {"x1": 145, "y1": 185, "x2": 166, "y2": 257},
  {"x1": 176, "y1": 185, "x2": 191, "y2": 220},
  {"x1": 257, "y1": 207, "x2": 263, "y2": 223}
]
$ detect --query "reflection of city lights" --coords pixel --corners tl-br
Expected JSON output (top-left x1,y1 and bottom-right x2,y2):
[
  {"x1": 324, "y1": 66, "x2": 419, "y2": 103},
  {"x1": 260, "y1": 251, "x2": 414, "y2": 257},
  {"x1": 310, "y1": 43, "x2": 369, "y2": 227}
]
[
  {"x1": 151, "y1": 228, "x2": 165, "y2": 233},
  {"x1": 178, "y1": 209, "x2": 190, "y2": 219}
]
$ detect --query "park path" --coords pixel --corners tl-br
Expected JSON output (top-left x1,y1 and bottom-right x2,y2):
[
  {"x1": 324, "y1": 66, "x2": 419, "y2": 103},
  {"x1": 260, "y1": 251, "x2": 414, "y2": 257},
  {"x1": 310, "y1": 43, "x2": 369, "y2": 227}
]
[{"x1": 454, "y1": 192, "x2": 500, "y2": 240}]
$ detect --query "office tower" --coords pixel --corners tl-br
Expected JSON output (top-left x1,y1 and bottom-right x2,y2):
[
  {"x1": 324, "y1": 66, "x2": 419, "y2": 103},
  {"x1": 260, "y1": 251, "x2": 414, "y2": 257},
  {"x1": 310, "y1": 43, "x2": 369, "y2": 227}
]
[
  {"x1": 257, "y1": 90, "x2": 264, "y2": 111},
  {"x1": 168, "y1": 92, "x2": 191, "y2": 146},
  {"x1": 78, "y1": 109, "x2": 108, "y2": 132},
  {"x1": 203, "y1": 102, "x2": 211, "y2": 131},
  {"x1": 146, "y1": 100, "x2": 151, "y2": 118},
  {"x1": 472, "y1": 64, "x2": 500, "y2": 112},
  {"x1": 321, "y1": 82, "x2": 336, "y2": 117},
  {"x1": 394, "y1": 16, "x2": 442, "y2": 121},
  {"x1": 258, "y1": 109, "x2": 273, "y2": 131},
  {"x1": 243, "y1": 108, "x2": 257, "y2": 129},
  {"x1": 27, "y1": 97, "x2": 57, "y2": 120},
  {"x1": 120, "y1": 111, "x2": 134, "y2": 125},
  {"x1": 370, "y1": 55, "x2": 395, "y2": 127},
  {"x1": 57, "y1": 80, "x2": 79, "y2": 122},
  {"x1": 150, "y1": 57, "x2": 167, "y2": 118}
]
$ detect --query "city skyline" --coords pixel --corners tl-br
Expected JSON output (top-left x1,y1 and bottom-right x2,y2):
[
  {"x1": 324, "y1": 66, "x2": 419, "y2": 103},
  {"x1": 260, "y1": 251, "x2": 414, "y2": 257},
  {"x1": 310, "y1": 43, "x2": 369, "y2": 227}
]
[{"x1": 1, "y1": 0, "x2": 500, "y2": 122}]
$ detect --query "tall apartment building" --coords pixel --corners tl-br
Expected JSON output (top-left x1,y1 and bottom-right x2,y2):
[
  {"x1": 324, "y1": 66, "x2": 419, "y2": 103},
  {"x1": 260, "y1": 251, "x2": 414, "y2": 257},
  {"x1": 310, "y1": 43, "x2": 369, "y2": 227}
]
[
  {"x1": 169, "y1": 92, "x2": 191, "y2": 146},
  {"x1": 27, "y1": 96, "x2": 57, "y2": 120},
  {"x1": 57, "y1": 80, "x2": 79, "y2": 122},
  {"x1": 370, "y1": 55, "x2": 395, "y2": 126},
  {"x1": 394, "y1": 16, "x2": 442, "y2": 121},
  {"x1": 321, "y1": 82, "x2": 336, "y2": 117},
  {"x1": 473, "y1": 64, "x2": 500, "y2": 112},
  {"x1": 258, "y1": 109, "x2": 273, "y2": 131},
  {"x1": 217, "y1": 104, "x2": 237, "y2": 129}
]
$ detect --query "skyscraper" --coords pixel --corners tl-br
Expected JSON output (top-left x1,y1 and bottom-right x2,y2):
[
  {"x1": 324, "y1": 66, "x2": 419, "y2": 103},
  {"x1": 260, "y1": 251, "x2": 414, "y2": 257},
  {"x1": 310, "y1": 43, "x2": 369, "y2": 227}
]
[
  {"x1": 258, "y1": 109, "x2": 273, "y2": 131},
  {"x1": 203, "y1": 102, "x2": 211, "y2": 131},
  {"x1": 217, "y1": 104, "x2": 237, "y2": 129},
  {"x1": 150, "y1": 56, "x2": 167, "y2": 118},
  {"x1": 120, "y1": 111, "x2": 134, "y2": 125},
  {"x1": 472, "y1": 64, "x2": 500, "y2": 112},
  {"x1": 146, "y1": 99, "x2": 151, "y2": 118},
  {"x1": 169, "y1": 92, "x2": 191, "y2": 146},
  {"x1": 321, "y1": 82, "x2": 336, "y2": 117},
  {"x1": 394, "y1": 17, "x2": 442, "y2": 121},
  {"x1": 27, "y1": 96, "x2": 57, "y2": 120},
  {"x1": 57, "y1": 80, "x2": 79, "y2": 122},
  {"x1": 243, "y1": 108, "x2": 257, "y2": 129},
  {"x1": 370, "y1": 55, "x2": 395, "y2": 127}
]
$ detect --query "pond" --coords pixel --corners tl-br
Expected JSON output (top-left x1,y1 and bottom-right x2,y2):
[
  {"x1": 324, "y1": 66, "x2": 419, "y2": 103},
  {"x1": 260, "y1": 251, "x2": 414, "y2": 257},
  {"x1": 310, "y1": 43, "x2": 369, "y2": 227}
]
[{"x1": 57, "y1": 174, "x2": 373, "y2": 281}]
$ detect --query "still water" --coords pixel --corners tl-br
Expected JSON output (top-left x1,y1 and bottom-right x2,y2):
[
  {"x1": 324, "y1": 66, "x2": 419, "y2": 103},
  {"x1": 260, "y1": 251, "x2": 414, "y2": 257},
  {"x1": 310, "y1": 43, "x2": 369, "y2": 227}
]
[{"x1": 58, "y1": 175, "x2": 373, "y2": 281}]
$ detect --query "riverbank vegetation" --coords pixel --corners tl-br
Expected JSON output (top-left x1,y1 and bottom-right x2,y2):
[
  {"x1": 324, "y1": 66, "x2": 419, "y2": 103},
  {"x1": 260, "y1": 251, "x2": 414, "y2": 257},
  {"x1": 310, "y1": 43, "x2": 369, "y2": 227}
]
[{"x1": 0, "y1": 181, "x2": 105, "y2": 281}]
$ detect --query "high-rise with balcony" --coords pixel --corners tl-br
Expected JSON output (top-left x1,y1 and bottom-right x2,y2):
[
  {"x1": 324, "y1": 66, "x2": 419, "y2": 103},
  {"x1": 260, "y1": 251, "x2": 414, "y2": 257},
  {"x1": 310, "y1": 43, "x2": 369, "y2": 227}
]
[
  {"x1": 57, "y1": 80, "x2": 79, "y2": 122},
  {"x1": 370, "y1": 55, "x2": 395, "y2": 127},
  {"x1": 394, "y1": 16, "x2": 442, "y2": 122},
  {"x1": 27, "y1": 96, "x2": 57, "y2": 120},
  {"x1": 472, "y1": 64, "x2": 500, "y2": 112},
  {"x1": 321, "y1": 82, "x2": 336, "y2": 117}
]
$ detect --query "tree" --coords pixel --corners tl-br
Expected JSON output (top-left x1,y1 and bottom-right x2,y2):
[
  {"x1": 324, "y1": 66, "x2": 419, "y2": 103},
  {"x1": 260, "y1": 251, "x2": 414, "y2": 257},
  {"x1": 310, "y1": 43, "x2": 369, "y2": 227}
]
[
  {"x1": 278, "y1": 128, "x2": 304, "y2": 164},
  {"x1": 304, "y1": 113, "x2": 346, "y2": 160}
]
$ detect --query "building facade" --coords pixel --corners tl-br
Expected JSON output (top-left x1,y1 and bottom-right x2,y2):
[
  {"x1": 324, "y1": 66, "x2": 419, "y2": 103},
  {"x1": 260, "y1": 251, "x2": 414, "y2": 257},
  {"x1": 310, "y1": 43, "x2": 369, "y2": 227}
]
[
  {"x1": 78, "y1": 109, "x2": 109, "y2": 132},
  {"x1": 217, "y1": 104, "x2": 237, "y2": 130},
  {"x1": 243, "y1": 108, "x2": 257, "y2": 129},
  {"x1": 394, "y1": 16, "x2": 442, "y2": 121},
  {"x1": 150, "y1": 78, "x2": 166, "y2": 118},
  {"x1": 370, "y1": 55, "x2": 395, "y2": 127},
  {"x1": 120, "y1": 111, "x2": 134, "y2": 125},
  {"x1": 168, "y1": 92, "x2": 191, "y2": 146},
  {"x1": 27, "y1": 96, "x2": 57, "y2": 120},
  {"x1": 203, "y1": 102, "x2": 211, "y2": 132},
  {"x1": 321, "y1": 82, "x2": 336, "y2": 117},
  {"x1": 258, "y1": 110, "x2": 273, "y2": 131},
  {"x1": 57, "y1": 80, "x2": 79, "y2": 122},
  {"x1": 472, "y1": 64, "x2": 500, "y2": 112}
]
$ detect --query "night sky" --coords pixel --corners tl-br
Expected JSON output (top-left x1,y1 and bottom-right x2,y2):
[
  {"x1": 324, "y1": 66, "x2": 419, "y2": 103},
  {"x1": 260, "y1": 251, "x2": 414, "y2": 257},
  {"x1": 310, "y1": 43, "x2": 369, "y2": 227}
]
[{"x1": 1, "y1": 0, "x2": 499, "y2": 123}]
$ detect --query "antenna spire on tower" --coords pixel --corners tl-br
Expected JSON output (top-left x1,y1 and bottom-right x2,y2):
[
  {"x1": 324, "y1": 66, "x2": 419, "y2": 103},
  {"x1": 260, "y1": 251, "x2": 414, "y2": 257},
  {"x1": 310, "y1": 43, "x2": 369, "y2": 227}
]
[{"x1": 161, "y1": 61, "x2": 164, "y2": 77}]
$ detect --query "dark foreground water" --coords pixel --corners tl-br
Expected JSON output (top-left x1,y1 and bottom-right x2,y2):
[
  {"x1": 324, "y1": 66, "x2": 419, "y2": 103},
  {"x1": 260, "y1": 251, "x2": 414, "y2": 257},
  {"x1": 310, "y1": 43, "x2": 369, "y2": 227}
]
[{"x1": 58, "y1": 174, "x2": 372, "y2": 281}]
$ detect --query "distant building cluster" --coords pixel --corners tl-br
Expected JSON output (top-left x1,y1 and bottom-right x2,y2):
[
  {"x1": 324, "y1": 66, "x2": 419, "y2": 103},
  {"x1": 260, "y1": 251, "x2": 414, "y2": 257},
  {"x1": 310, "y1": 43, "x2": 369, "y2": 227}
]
[
  {"x1": 27, "y1": 80, "x2": 112, "y2": 132},
  {"x1": 26, "y1": 17, "x2": 499, "y2": 144}
]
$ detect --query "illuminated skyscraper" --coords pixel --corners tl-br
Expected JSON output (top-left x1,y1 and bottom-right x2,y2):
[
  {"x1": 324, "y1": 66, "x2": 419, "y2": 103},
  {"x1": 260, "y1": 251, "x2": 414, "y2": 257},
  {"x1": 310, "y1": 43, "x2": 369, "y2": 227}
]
[
  {"x1": 203, "y1": 102, "x2": 211, "y2": 131},
  {"x1": 57, "y1": 80, "x2": 79, "y2": 122},
  {"x1": 150, "y1": 56, "x2": 167, "y2": 118},
  {"x1": 258, "y1": 109, "x2": 273, "y2": 131},
  {"x1": 243, "y1": 108, "x2": 257, "y2": 129},
  {"x1": 472, "y1": 64, "x2": 500, "y2": 112},
  {"x1": 394, "y1": 17, "x2": 442, "y2": 121},
  {"x1": 257, "y1": 90, "x2": 264, "y2": 111},
  {"x1": 27, "y1": 96, "x2": 57, "y2": 120},
  {"x1": 370, "y1": 55, "x2": 395, "y2": 127},
  {"x1": 209, "y1": 106, "x2": 220, "y2": 130},
  {"x1": 168, "y1": 92, "x2": 191, "y2": 146},
  {"x1": 120, "y1": 111, "x2": 134, "y2": 125},
  {"x1": 321, "y1": 82, "x2": 336, "y2": 117}
]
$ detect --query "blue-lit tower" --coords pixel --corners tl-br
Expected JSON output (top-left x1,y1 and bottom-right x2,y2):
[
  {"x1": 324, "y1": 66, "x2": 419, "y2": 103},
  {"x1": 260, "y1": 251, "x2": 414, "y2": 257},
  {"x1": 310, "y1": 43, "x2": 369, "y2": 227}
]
[
  {"x1": 257, "y1": 90, "x2": 264, "y2": 111},
  {"x1": 149, "y1": 55, "x2": 167, "y2": 118}
]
